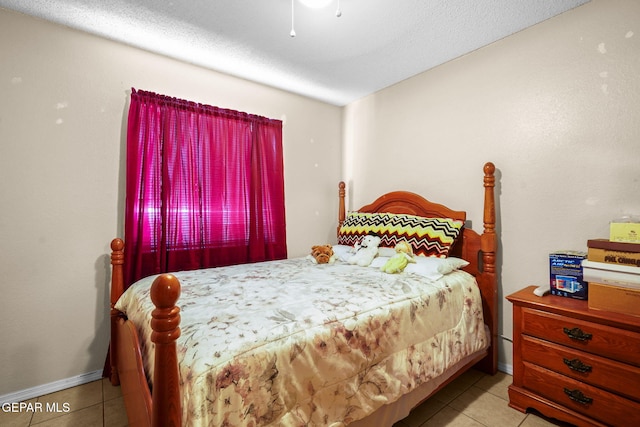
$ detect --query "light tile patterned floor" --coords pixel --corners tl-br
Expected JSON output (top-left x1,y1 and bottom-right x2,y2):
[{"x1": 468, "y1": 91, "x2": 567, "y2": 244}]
[
  {"x1": 393, "y1": 370, "x2": 571, "y2": 427},
  {"x1": 1, "y1": 370, "x2": 571, "y2": 426}
]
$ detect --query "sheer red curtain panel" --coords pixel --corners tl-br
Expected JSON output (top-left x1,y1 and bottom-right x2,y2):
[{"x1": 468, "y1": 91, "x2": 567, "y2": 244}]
[{"x1": 123, "y1": 89, "x2": 286, "y2": 288}]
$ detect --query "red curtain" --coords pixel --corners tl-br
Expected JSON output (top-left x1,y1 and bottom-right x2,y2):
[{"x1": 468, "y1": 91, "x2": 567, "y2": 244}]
[{"x1": 123, "y1": 89, "x2": 286, "y2": 287}]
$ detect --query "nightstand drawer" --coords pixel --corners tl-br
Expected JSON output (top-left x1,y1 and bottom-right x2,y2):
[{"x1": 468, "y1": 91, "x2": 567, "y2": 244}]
[
  {"x1": 522, "y1": 362, "x2": 640, "y2": 427},
  {"x1": 521, "y1": 307, "x2": 640, "y2": 366},
  {"x1": 522, "y1": 335, "x2": 640, "y2": 402}
]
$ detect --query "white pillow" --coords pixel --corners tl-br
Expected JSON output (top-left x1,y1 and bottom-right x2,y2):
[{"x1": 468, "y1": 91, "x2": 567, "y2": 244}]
[
  {"x1": 368, "y1": 257, "x2": 390, "y2": 268},
  {"x1": 333, "y1": 245, "x2": 399, "y2": 264},
  {"x1": 332, "y1": 244, "x2": 354, "y2": 262},
  {"x1": 377, "y1": 247, "x2": 397, "y2": 257},
  {"x1": 404, "y1": 257, "x2": 469, "y2": 280}
]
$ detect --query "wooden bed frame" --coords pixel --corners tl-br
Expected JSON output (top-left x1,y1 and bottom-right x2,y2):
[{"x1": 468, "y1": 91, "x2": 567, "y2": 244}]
[{"x1": 108, "y1": 162, "x2": 498, "y2": 427}]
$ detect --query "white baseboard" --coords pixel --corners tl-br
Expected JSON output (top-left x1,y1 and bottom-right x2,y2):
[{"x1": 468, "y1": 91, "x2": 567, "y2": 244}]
[
  {"x1": 0, "y1": 370, "x2": 104, "y2": 405},
  {"x1": 498, "y1": 362, "x2": 513, "y2": 376}
]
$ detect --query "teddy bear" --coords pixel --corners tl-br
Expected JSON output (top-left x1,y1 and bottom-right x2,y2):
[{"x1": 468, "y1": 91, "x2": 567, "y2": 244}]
[
  {"x1": 348, "y1": 234, "x2": 381, "y2": 267},
  {"x1": 308, "y1": 244, "x2": 336, "y2": 264},
  {"x1": 381, "y1": 240, "x2": 416, "y2": 273}
]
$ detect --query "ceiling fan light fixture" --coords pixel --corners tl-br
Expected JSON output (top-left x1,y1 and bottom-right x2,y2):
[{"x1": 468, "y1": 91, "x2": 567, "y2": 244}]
[
  {"x1": 290, "y1": 0, "x2": 342, "y2": 37},
  {"x1": 299, "y1": 0, "x2": 333, "y2": 9}
]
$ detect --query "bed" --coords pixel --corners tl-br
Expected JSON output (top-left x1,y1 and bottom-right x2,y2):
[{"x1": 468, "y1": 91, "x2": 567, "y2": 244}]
[{"x1": 108, "y1": 162, "x2": 499, "y2": 427}]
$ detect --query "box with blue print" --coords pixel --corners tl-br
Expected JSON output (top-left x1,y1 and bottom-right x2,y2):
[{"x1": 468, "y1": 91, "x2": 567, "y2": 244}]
[{"x1": 550, "y1": 250, "x2": 587, "y2": 299}]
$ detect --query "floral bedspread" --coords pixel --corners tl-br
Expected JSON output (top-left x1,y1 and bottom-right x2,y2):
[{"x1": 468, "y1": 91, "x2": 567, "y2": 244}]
[{"x1": 115, "y1": 258, "x2": 488, "y2": 426}]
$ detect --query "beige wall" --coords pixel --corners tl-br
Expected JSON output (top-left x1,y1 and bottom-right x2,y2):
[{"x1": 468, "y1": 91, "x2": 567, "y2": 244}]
[
  {"x1": 0, "y1": 8, "x2": 342, "y2": 396},
  {"x1": 343, "y1": 0, "x2": 640, "y2": 370}
]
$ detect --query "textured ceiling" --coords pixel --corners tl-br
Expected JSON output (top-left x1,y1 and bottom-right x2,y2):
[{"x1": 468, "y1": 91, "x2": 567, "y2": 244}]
[{"x1": 0, "y1": 0, "x2": 590, "y2": 105}]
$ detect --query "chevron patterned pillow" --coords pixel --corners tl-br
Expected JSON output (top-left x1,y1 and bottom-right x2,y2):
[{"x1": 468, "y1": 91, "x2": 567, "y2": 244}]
[{"x1": 337, "y1": 212, "x2": 463, "y2": 258}]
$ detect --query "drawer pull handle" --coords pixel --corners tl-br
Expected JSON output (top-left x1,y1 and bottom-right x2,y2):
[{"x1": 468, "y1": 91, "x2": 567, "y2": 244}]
[
  {"x1": 563, "y1": 358, "x2": 592, "y2": 373},
  {"x1": 564, "y1": 388, "x2": 593, "y2": 406},
  {"x1": 563, "y1": 327, "x2": 592, "y2": 341}
]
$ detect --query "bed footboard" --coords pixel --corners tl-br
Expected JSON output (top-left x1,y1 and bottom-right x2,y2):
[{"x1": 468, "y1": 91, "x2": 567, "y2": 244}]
[
  {"x1": 110, "y1": 239, "x2": 182, "y2": 426},
  {"x1": 149, "y1": 273, "x2": 182, "y2": 427}
]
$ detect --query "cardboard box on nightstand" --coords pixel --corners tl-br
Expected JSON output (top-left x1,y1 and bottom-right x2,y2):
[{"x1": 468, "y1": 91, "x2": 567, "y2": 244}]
[
  {"x1": 583, "y1": 257, "x2": 640, "y2": 316},
  {"x1": 588, "y1": 282, "x2": 640, "y2": 317}
]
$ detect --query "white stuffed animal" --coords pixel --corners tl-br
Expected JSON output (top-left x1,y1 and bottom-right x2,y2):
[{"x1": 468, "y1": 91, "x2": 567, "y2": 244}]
[{"x1": 348, "y1": 234, "x2": 381, "y2": 267}]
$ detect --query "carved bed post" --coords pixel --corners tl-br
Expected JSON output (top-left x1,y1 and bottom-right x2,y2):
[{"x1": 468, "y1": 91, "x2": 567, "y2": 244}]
[
  {"x1": 481, "y1": 162, "x2": 497, "y2": 271},
  {"x1": 110, "y1": 238, "x2": 125, "y2": 386},
  {"x1": 338, "y1": 181, "x2": 346, "y2": 236},
  {"x1": 150, "y1": 274, "x2": 182, "y2": 427},
  {"x1": 480, "y1": 162, "x2": 499, "y2": 374}
]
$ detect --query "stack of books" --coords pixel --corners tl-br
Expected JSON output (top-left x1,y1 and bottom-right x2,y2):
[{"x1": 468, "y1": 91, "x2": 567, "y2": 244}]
[{"x1": 582, "y1": 239, "x2": 640, "y2": 316}]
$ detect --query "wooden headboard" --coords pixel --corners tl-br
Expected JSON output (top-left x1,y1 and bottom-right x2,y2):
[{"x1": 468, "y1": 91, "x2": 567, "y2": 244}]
[{"x1": 337, "y1": 162, "x2": 498, "y2": 374}]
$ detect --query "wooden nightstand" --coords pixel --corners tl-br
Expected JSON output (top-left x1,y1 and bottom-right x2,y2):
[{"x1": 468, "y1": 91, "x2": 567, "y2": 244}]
[{"x1": 507, "y1": 286, "x2": 640, "y2": 427}]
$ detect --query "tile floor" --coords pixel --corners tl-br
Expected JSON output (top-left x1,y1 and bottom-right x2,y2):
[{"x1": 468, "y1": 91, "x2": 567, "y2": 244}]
[
  {"x1": 1, "y1": 370, "x2": 571, "y2": 426},
  {"x1": 0, "y1": 378, "x2": 126, "y2": 427}
]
